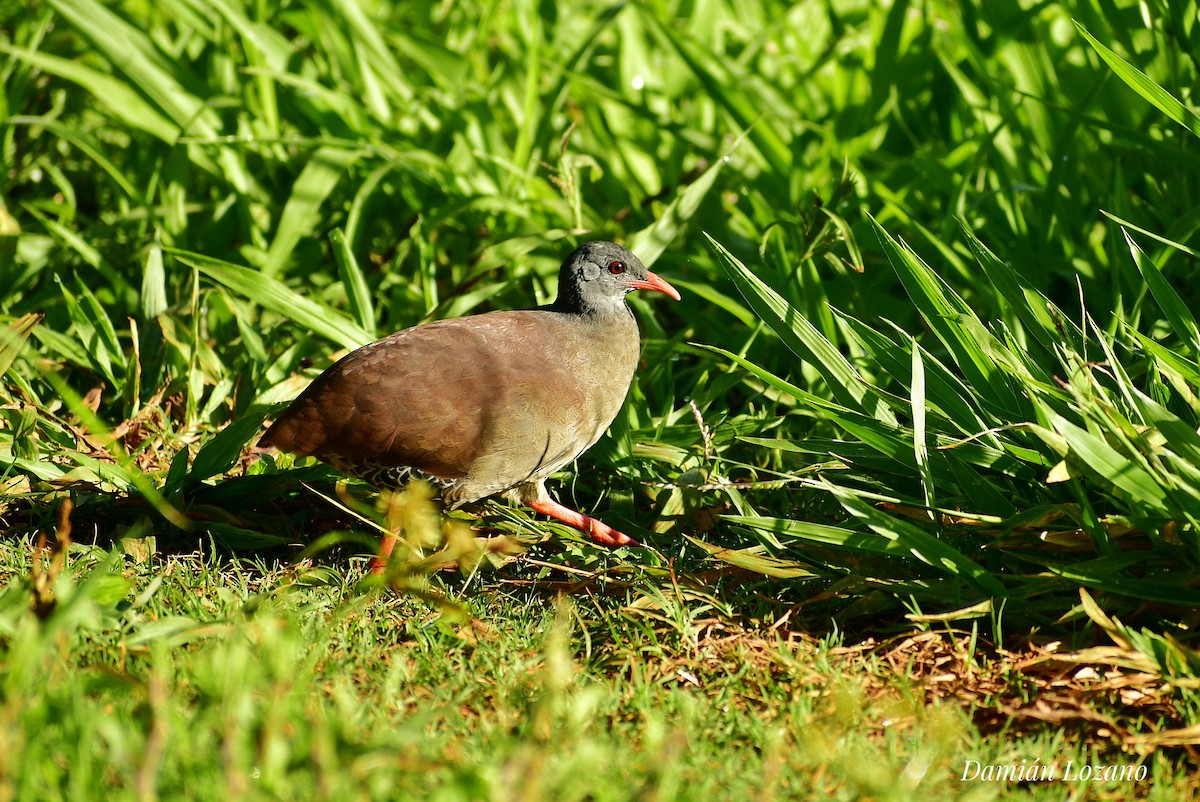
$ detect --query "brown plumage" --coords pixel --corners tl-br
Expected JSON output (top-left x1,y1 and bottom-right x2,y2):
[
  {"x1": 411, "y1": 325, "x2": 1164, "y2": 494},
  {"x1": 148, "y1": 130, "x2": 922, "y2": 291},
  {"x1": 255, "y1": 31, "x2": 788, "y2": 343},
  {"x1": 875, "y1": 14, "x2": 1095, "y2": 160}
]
[{"x1": 261, "y1": 241, "x2": 679, "y2": 566}]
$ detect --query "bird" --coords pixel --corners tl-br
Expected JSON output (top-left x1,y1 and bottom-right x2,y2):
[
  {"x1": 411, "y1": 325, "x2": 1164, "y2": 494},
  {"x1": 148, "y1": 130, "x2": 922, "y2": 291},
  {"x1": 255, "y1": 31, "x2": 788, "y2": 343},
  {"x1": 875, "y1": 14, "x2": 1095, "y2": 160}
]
[{"x1": 260, "y1": 240, "x2": 680, "y2": 570}]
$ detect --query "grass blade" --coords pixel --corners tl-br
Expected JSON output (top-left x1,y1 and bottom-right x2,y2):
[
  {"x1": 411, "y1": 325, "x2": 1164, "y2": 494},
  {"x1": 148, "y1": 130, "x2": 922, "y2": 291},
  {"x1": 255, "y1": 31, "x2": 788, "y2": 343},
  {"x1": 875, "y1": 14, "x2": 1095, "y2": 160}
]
[
  {"x1": 628, "y1": 137, "x2": 735, "y2": 267},
  {"x1": 830, "y1": 487, "x2": 1006, "y2": 597},
  {"x1": 871, "y1": 215, "x2": 1026, "y2": 419},
  {"x1": 1075, "y1": 22, "x2": 1200, "y2": 139},
  {"x1": 1122, "y1": 228, "x2": 1200, "y2": 357},
  {"x1": 911, "y1": 343, "x2": 936, "y2": 518},
  {"x1": 1042, "y1": 414, "x2": 1171, "y2": 516},
  {"x1": 0, "y1": 313, "x2": 42, "y2": 377},
  {"x1": 331, "y1": 228, "x2": 376, "y2": 338},
  {"x1": 262, "y1": 148, "x2": 361, "y2": 277},
  {"x1": 172, "y1": 250, "x2": 373, "y2": 350},
  {"x1": 704, "y1": 233, "x2": 896, "y2": 423}
]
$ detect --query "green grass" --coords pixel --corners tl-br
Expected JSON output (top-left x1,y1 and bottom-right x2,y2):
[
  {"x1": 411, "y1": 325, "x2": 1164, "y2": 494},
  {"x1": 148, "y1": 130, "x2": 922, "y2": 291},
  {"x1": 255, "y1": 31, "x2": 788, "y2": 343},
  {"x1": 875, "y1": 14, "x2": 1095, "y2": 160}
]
[
  {"x1": 3, "y1": 537, "x2": 1194, "y2": 801},
  {"x1": 4, "y1": 0, "x2": 1200, "y2": 796}
]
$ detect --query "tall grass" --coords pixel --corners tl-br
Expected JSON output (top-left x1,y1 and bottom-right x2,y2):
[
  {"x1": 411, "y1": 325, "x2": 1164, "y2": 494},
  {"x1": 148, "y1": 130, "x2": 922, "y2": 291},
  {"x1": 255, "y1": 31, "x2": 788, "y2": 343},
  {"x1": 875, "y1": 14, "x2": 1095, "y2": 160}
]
[
  {"x1": 2, "y1": 0, "x2": 1200, "y2": 665},
  {"x1": 7, "y1": 0, "x2": 1200, "y2": 795}
]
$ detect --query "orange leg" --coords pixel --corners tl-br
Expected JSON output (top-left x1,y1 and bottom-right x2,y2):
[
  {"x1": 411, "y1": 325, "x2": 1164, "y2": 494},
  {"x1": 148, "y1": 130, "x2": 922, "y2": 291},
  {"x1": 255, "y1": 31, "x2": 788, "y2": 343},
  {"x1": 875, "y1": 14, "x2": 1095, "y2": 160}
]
[
  {"x1": 370, "y1": 530, "x2": 398, "y2": 574},
  {"x1": 527, "y1": 497, "x2": 641, "y2": 547}
]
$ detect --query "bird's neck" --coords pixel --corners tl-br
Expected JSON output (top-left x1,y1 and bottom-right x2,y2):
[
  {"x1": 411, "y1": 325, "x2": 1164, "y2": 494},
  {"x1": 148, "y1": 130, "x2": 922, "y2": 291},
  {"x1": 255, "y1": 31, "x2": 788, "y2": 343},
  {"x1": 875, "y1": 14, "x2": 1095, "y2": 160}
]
[{"x1": 544, "y1": 296, "x2": 634, "y2": 323}]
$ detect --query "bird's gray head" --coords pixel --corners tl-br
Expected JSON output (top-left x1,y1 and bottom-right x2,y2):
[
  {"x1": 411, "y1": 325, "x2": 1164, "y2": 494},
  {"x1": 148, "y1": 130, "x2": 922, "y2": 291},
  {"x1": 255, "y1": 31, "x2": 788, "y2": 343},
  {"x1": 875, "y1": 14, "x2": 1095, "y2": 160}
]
[{"x1": 553, "y1": 241, "x2": 681, "y2": 316}]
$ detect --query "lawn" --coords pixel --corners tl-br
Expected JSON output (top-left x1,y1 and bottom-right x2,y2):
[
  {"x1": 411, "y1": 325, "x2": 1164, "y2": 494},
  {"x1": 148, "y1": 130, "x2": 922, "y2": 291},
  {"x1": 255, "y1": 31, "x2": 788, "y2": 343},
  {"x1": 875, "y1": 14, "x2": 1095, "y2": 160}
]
[{"x1": 2, "y1": 0, "x2": 1200, "y2": 798}]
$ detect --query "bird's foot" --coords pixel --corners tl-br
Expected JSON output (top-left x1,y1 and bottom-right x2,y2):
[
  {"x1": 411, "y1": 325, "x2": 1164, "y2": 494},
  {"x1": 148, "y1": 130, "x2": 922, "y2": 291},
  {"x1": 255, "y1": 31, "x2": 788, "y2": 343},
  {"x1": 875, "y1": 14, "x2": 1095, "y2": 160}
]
[{"x1": 527, "y1": 497, "x2": 641, "y2": 548}]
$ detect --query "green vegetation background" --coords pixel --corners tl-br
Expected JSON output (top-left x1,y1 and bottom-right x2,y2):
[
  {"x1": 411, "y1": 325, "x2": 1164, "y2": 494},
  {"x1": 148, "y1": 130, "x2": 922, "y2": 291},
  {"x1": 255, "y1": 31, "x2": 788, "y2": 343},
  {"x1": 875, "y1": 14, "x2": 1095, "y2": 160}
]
[{"x1": 3, "y1": 0, "x2": 1200, "y2": 798}]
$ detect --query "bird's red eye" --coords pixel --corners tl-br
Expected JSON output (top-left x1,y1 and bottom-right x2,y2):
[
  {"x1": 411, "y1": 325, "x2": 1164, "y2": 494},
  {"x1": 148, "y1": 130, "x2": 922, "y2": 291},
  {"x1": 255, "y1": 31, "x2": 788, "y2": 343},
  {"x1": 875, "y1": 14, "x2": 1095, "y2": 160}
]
[{"x1": 608, "y1": 260, "x2": 626, "y2": 275}]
